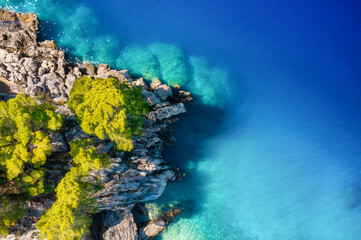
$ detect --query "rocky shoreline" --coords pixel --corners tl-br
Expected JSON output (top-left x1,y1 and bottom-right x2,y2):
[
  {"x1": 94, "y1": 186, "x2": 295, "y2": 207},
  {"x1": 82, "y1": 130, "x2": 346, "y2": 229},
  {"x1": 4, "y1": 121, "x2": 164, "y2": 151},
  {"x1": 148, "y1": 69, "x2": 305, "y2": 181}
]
[{"x1": 0, "y1": 9, "x2": 191, "y2": 240}]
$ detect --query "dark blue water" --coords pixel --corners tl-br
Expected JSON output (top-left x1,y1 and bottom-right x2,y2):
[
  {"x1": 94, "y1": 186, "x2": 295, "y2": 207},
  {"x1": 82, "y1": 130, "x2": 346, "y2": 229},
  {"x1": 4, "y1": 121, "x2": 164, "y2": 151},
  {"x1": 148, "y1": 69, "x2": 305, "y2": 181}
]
[{"x1": 2, "y1": 0, "x2": 361, "y2": 239}]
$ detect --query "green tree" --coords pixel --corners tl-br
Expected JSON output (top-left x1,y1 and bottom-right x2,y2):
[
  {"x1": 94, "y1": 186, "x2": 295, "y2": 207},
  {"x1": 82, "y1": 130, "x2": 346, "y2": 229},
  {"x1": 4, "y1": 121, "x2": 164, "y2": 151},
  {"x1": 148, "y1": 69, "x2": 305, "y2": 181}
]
[
  {"x1": 68, "y1": 76, "x2": 149, "y2": 151},
  {"x1": 36, "y1": 139, "x2": 109, "y2": 240},
  {"x1": 0, "y1": 94, "x2": 63, "y2": 236}
]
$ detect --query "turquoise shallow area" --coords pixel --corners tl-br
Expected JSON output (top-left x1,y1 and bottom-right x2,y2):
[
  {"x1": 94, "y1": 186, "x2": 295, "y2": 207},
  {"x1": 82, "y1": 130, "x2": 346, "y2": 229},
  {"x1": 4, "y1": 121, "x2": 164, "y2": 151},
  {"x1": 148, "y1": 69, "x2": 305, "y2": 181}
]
[{"x1": 2, "y1": 1, "x2": 361, "y2": 239}]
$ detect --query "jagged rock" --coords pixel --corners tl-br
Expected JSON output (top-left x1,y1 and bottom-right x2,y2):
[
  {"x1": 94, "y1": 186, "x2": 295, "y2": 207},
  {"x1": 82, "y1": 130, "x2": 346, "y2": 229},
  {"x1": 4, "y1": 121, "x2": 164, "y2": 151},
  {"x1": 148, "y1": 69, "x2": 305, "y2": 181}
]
[
  {"x1": 139, "y1": 219, "x2": 166, "y2": 240},
  {"x1": 154, "y1": 84, "x2": 172, "y2": 101},
  {"x1": 148, "y1": 103, "x2": 186, "y2": 121},
  {"x1": 83, "y1": 62, "x2": 97, "y2": 76},
  {"x1": 133, "y1": 78, "x2": 149, "y2": 90},
  {"x1": 150, "y1": 79, "x2": 161, "y2": 90},
  {"x1": 50, "y1": 133, "x2": 68, "y2": 153},
  {"x1": 0, "y1": 8, "x2": 191, "y2": 239},
  {"x1": 55, "y1": 104, "x2": 72, "y2": 116},
  {"x1": 96, "y1": 64, "x2": 110, "y2": 77},
  {"x1": 102, "y1": 210, "x2": 138, "y2": 240},
  {"x1": 142, "y1": 90, "x2": 161, "y2": 107},
  {"x1": 16, "y1": 12, "x2": 39, "y2": 34},
  {"x1": 65, "y1": 126, "x2": 89, "y2": 143},
  {"x1": 39, "y1": 40, "x2": 56, "y2": 49},
  {"x1": 0, "y1": 10, "x2": 38, "y2": 49}
]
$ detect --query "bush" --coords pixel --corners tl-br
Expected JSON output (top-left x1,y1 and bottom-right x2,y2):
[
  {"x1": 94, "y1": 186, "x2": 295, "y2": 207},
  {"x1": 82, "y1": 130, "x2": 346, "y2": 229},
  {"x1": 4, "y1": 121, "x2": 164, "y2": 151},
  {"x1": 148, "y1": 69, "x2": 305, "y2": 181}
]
[{"x1": 68, "y1": 76, "x2": 148, "y2": 151}]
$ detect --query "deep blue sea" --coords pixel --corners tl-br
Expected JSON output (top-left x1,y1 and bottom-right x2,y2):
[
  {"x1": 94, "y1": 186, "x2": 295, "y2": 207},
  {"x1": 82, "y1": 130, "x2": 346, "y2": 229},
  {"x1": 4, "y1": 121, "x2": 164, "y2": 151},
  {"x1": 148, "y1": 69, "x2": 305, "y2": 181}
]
[{"x1": 2, "y1": 0, "x2": 361, "y2": 239}]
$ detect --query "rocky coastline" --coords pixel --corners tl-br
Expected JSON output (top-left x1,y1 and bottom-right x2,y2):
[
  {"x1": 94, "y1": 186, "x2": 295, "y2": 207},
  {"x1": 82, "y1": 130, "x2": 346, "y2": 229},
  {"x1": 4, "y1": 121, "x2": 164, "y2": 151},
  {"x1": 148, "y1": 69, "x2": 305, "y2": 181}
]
[{"x1": 0, "y1": 9, "x2": 191, "y2": 240}]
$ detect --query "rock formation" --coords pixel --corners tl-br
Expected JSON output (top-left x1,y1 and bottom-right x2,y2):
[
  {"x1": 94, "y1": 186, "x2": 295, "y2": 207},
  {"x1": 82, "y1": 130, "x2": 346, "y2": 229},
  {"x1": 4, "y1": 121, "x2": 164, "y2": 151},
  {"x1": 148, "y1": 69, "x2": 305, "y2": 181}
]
[{"x1": 0, "y1": 9, "x2": 191, "y2": 240}]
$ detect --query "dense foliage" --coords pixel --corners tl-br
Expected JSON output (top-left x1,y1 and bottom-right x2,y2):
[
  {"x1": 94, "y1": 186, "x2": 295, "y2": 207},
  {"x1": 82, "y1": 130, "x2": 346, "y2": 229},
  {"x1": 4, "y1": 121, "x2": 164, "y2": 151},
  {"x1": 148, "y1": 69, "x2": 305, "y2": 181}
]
[
  {"x1": 36, "y1": 139, "x2": 109, "y2": 240},
  {"x1": 68, "y1": 76, "x2": 149, "y2": 151},
  {"x1": 0, "y1": 94, "x2": 62, "y2": 236}
]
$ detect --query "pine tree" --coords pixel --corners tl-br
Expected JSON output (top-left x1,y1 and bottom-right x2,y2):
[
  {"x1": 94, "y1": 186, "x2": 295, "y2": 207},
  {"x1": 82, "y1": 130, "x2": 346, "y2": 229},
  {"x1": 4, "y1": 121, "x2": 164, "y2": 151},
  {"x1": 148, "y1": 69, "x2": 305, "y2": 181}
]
[
  {"x1": 36, "y1": 139, "x2": 109, "y2": 240},
  {"x1": 68, "y1": 76, "x2": 148, "y2": 151},
  {"x1": 0, "y1": 94, "x2": 63, "y2": 236}
]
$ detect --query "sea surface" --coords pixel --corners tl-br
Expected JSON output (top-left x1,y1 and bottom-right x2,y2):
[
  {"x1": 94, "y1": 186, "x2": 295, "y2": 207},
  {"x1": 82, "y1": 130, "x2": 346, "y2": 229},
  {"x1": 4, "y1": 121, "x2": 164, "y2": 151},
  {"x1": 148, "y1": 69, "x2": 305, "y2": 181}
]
[{"x1": 2, "y1": 0, "x2": 361, "y2": 239}]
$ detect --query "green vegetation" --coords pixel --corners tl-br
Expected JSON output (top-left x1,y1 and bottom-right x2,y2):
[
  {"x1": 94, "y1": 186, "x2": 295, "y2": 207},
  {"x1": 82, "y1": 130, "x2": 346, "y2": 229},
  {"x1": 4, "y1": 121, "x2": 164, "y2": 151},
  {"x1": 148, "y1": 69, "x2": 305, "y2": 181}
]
[
  {"x1": 36, "y1": 139, "x2": 109, "y2": 240},
  {"x1": 0, "y1": 94, "x2": 62, "y2": 236},
  {"x1": 37, "y1": 76, "x2": 148, "y2": 239},
  {"x1": 1, "y1": 77, "x2": 148, "y2": 238},
  {"x1": 68, "y1": 76, "x2": 149, "y2": 151},
  {"x1": 0, "y1": 196, "x2": 27, "y2": 236}
]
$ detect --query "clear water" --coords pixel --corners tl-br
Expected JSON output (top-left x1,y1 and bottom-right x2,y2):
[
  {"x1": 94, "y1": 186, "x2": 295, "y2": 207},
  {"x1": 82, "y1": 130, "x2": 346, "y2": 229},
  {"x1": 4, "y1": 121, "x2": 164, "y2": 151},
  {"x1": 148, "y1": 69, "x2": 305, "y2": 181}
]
[{"x1": 2, "y1": 0, "x2": 361, "y2": 239}]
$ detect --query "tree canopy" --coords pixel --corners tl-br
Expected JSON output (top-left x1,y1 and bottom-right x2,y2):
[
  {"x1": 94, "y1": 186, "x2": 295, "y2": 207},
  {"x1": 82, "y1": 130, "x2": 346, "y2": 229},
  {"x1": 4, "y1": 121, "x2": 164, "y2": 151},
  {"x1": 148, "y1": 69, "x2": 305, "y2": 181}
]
[
  {"x1": 0, "y1": 94, "x2": 62, "y2": 195},
  {"x1": 36, "y1": 139, "x2": 109, "y2": 240},
  {"x1": 0, "y1": 94, "x2": 62, "y2": 236},
  {"x1": 68, "y1": 76, "x2": 148, "y2": 151}
]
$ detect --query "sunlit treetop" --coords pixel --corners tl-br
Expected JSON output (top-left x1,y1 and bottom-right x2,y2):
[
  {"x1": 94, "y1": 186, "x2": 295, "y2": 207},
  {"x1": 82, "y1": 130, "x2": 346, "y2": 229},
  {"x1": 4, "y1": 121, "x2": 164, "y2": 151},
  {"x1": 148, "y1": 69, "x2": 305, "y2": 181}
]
[
  {"x1": 0, "y1": 94, "x2": 63, "y2": 196},
  {"x1": 68, "y1": 76, "x2": 149, "y2": 151}
]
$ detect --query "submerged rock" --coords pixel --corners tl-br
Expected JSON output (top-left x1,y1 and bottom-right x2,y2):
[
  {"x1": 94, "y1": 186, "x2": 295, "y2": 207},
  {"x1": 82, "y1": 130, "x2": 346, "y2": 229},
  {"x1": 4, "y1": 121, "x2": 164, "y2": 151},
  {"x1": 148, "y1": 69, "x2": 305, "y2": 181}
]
[
  {"x1": 0, "y1": 8, "x2": 191, "y2": 240},
  {"x1": 139, "y1": 220, "x2": 166, "y2": 240}
]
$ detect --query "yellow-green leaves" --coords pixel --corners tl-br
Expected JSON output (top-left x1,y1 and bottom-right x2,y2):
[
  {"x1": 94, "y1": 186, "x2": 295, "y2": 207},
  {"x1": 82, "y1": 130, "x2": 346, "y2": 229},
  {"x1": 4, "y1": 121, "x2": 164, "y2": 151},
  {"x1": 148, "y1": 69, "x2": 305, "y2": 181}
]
[
  {"x1": 0, "y1": 94, "x2": 63, "y2": 190},
  {"x1": 37, "y1": 139, "x2": 109, "y2": 240},
  {"x1": 68, "y1": 76, "x2": 148, "y2": 151},
  {"x1": 0, "y1": 94, "x2": 63, "y2": 236}
]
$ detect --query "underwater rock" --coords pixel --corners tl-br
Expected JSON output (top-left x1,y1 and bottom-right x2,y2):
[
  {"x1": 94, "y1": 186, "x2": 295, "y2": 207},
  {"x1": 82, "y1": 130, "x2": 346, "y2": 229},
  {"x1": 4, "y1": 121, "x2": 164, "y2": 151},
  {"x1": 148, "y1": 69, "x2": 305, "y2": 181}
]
[
  {"x1": 0, "y1": 8, "x2": 190, "y2": 239},
  {"x1": 139, "y1": 220, "x2": 166, "y2": 240}
]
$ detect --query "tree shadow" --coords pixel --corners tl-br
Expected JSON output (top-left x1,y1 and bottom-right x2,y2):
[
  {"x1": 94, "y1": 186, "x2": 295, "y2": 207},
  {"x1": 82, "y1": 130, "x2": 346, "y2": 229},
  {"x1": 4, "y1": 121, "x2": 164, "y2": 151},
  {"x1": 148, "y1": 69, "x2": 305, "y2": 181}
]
[{"x1": 0, "y1": 81, "x2": 10, "y2": 93}]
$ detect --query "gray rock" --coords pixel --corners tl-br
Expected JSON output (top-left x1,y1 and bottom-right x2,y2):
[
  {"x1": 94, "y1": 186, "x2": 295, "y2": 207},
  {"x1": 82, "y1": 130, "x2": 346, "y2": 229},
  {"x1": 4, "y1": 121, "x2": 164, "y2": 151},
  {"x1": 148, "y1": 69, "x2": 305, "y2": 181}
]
[
  {"x1": 148, "y1": 103, "x2": 186, "y2": 121},
  {"x1": 50, "y1": 133, "x2": 68, "y2": 153},
  {"x1": 142, "y1": 90, "x2": 161, "y2": 107},
  {"x1": 154, "y1": 84, "x2": 172, "y2": 101},
  {"x1": 102, "y1": 210, "x2": 138, "y2": 240},
  {"x1": 65, "y1": 126, "x2": 89, "y2": 143},
  {"x1": 96, "y1": 64, "x2": 110, "y2": 76},
  {"x1": 23, "y1": 58, "x2": 39, "y2": 74}
]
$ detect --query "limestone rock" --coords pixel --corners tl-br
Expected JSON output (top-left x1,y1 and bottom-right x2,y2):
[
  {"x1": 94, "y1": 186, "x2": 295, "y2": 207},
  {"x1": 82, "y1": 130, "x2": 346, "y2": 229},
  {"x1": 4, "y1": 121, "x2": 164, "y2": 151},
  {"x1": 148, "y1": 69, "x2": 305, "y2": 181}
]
[
  {"x1": 139, "y1": 220, "x2": 166, "y2": 240},
  {"x1": 154, "y1": 84, "x2": 172, "y2": 101},
  {"x1": 142, "y1": 90, "x2": 161, "y2": 107},
  {"x1": 102, "y1": 210, "x2": 138, "y2": 240},
  {"x1": 148, "y1": 103, "x2": 186, "y2": 121}
]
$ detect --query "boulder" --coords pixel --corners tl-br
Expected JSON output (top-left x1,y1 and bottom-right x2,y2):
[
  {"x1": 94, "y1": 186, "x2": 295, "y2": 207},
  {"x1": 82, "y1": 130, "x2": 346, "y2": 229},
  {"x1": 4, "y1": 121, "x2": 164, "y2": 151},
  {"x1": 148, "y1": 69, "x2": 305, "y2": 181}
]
[
  {"x1": 154, "y1": 84, "x2": 172, "y2": 101},
  {"x1": 150, "y1": 79, "x2": 161, "y2": 90},
  {"x1": 139, "y1": 220, "x2": 166, "y2": 240},
  {"x1": 50, "y1": 133, "x2": 68, "y2": 153},
  {"x1": 142, "y1": 90, "x2": 161, "y2": 107}
]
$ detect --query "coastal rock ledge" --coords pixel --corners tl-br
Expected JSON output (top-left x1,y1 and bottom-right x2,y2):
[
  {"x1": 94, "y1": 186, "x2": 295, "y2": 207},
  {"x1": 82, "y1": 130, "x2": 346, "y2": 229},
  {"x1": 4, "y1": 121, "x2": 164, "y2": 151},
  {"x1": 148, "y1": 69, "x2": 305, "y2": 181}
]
[{"x1": 0, "y1": 9, "x2": 191, "y2": 240}]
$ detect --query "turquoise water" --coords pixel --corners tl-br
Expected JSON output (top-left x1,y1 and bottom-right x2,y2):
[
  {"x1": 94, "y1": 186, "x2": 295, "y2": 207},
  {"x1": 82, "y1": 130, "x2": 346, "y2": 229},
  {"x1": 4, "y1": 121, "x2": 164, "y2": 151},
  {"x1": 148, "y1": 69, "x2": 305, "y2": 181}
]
[{"x1": 2, "y1": 1, "x2": 361, "y2": 239}]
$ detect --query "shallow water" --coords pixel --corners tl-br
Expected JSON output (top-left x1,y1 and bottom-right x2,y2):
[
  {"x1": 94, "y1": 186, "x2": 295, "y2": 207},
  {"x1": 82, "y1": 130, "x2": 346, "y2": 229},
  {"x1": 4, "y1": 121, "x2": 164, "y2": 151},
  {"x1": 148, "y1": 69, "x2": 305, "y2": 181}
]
[{"x1": 2, "y1": 0, "x2": 361, "y2": 239}]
